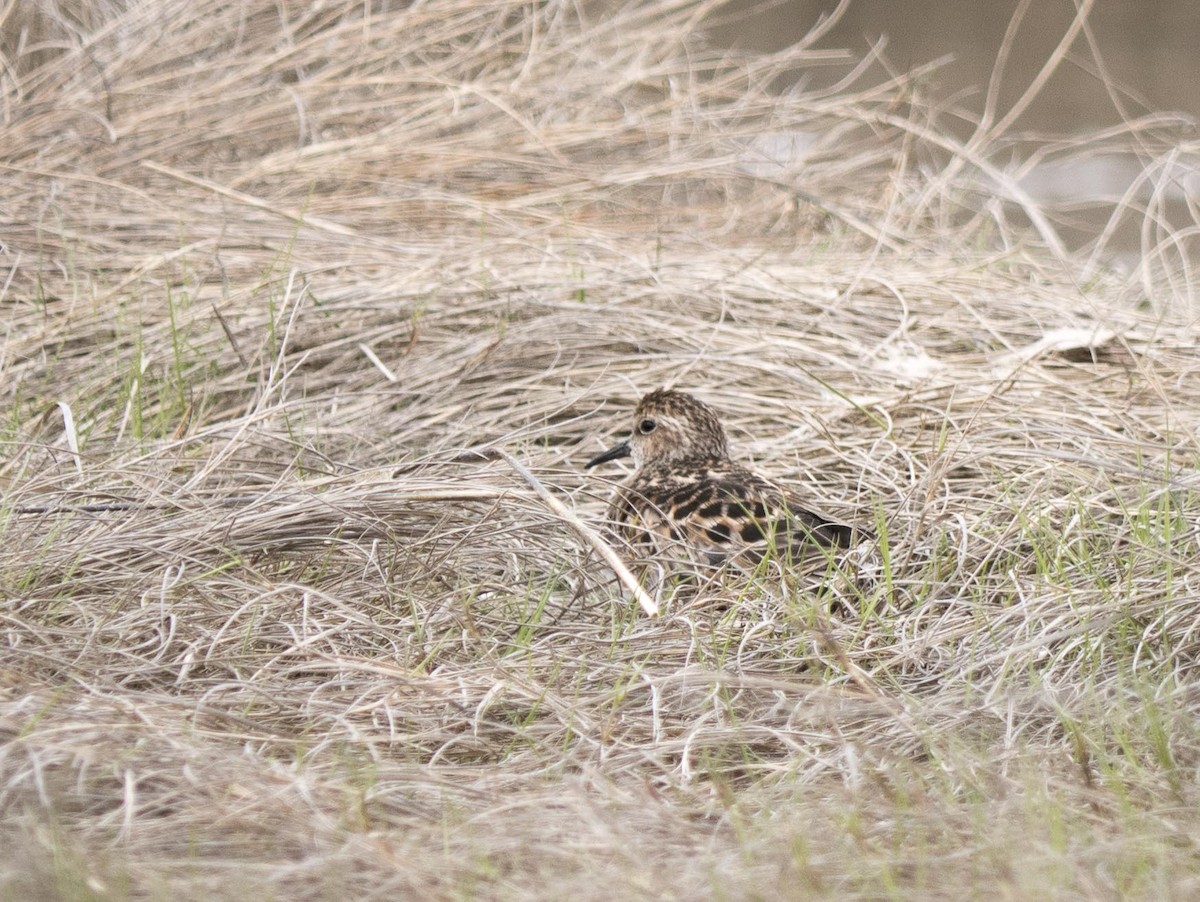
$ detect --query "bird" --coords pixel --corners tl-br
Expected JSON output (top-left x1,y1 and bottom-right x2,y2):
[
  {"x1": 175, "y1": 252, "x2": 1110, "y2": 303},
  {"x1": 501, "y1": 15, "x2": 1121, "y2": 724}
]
[{"x1": 585, "y1": 388, "x2": 869, "y2": 569}]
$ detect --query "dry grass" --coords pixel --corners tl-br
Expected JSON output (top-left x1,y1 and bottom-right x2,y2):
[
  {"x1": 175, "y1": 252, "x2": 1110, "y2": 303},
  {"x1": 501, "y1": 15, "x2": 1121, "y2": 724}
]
[{"x1": 3, "y1": 0, "x2": 1200, "y2": 898}]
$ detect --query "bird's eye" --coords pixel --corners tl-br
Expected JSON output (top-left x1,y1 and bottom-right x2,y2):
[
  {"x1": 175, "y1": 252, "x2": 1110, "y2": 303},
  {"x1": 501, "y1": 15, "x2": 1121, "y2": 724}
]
[{"x1": 637, "y1": 418, "x2": 657, "y2": 435}]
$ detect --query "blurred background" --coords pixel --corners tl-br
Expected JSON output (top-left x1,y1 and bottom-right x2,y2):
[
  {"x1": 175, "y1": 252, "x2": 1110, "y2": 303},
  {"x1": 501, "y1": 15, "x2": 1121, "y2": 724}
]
[
  {"x1": 708, "y1": 0, "x2": 1200, "y2": 258},
  {"x1": 709, "y1": 0, "x2": 1200, "y2": 132}
]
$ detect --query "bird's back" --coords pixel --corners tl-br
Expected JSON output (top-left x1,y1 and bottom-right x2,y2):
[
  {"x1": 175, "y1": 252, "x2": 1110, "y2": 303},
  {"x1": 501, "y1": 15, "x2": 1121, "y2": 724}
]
[{"x1": 609, "y1": 456, "x2": 864, "y2": 567}]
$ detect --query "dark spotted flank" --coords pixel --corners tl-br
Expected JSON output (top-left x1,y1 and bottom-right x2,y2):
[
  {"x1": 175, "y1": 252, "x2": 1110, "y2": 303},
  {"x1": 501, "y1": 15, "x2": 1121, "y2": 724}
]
[{"x1": 585, "y1": 389, "x2": 869, "y2": 567}]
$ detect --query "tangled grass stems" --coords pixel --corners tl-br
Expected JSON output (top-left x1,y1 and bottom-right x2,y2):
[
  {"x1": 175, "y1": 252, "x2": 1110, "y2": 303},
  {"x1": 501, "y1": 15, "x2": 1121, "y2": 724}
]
[{"x1": 3, "y1": 0, "x2": 1200, "y2": 898}]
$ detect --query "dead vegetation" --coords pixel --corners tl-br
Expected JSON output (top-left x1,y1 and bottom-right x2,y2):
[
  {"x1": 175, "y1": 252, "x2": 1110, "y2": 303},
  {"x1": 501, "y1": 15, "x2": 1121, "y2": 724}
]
[{"x1": 3, "y1": 0, "x2": 1200, "y2": 898}]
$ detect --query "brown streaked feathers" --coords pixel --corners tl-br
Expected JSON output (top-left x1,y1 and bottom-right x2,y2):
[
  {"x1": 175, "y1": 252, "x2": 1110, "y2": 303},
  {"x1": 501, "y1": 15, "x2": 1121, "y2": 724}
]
[{"x1": 585, "y1": 389, "x2": 868, "y2": 567}]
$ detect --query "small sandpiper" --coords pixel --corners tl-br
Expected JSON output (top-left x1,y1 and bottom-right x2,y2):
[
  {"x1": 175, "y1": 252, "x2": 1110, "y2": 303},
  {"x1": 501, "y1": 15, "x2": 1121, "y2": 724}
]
[{"x1": 585, "y1": 388, "x2": 870, "y2": 568}]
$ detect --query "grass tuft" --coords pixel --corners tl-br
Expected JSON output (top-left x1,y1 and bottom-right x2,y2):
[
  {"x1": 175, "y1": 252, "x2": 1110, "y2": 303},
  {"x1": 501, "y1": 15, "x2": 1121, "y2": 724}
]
[{"x1": 2, "y1": 0, "x2": 1199, "y2": 898}]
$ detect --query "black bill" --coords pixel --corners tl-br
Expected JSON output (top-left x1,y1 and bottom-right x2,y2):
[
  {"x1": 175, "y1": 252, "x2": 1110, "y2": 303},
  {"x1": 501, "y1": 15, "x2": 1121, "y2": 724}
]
[{"x1": 585, "y1": 439, "x2": 632, "y2": 469}]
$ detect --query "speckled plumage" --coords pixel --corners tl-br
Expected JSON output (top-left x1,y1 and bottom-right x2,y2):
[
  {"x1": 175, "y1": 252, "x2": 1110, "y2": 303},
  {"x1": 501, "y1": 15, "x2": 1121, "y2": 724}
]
[{"x1": 586, "y1": 389, "x2": 868, "y2": 567}]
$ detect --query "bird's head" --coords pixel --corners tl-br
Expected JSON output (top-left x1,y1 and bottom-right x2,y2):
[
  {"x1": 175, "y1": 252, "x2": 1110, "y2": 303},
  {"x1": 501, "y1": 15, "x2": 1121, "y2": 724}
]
[{"x1": 585, "y1": 388, "x2": 730, "y2": 471}]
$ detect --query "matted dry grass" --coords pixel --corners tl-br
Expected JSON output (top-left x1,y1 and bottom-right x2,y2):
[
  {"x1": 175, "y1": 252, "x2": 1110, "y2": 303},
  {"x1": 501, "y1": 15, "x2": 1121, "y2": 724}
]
[{"x1": 3, "y1": 1, "x2": 1200, "y2": 898}]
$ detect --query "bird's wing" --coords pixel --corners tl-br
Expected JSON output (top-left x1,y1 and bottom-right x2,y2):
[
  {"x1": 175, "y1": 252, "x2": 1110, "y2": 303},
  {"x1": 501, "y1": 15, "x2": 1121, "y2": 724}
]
[
  {"x1": 606, "y1": 463, "x2": 869, "y2": 567},
  {"x1": 703, "y1": 468, "x2": 870, "y2": 556},
  {"x1": 777, "y1": 485, "x2": 872, "y2": 549}
]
